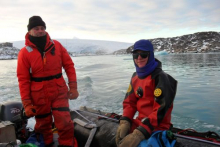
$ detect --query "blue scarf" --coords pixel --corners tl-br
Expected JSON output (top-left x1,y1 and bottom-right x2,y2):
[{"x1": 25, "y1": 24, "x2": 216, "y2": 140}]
[{"x1": 135, "y1": 58, "x2": 158, "y2": 78}]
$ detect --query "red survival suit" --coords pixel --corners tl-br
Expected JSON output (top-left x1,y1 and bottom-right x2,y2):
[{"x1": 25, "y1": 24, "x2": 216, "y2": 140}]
[
  {"x1": 17, "y1": 32, "x2": 77, "y2": 146},
  {"x1": 121, "y1": 59, "x2": 177, "y2": 137}
]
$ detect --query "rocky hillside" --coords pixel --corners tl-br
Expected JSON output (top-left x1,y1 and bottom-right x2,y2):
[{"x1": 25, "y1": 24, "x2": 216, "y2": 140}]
[
  {"x1": 124, "y1": 31, "x2": 220, "y2": 54},
  {"x1": 1, "y1": 31, "x2": 220, "y2": 59},
  {"x1": 0, "y1": 47, "x2": 20, "y2": 59}
]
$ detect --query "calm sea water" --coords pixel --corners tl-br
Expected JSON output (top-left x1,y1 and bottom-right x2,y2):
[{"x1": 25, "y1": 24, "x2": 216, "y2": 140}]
[{"x1": 0, "y1": 53, "x2": 220, "y2": 134}]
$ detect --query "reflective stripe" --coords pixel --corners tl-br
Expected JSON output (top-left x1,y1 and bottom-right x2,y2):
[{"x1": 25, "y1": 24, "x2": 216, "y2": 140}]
[{"x1": 26, "y1": 46, "x2": 33, "y2": 52}]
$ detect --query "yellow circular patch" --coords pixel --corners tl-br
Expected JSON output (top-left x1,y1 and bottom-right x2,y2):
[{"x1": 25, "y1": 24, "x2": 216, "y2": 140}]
[
  {"x1": 154, "y1": 88, "x2": 162, "y2": 97},
  {"x1": 127, "y1": 84, "x2": 132, "y2": 93}
]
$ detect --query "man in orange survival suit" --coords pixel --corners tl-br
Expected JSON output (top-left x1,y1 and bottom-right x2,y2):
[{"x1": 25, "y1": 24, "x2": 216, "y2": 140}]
[
  {"x1": 115, "y1": 39, "x2": 178, "y2": 147},
  {"x1": 17, "y1": 16, "x2": 79, "y2": 147}
]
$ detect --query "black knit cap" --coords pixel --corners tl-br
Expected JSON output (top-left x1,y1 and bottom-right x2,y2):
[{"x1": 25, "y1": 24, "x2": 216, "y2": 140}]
[{"x1": 27, "y1": 16, "x2": 46, "y2": 31}]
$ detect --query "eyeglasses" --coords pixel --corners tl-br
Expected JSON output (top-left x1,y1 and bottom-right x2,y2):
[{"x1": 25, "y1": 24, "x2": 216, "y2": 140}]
[{"x1": 132, "y1": 52, "x2": 150, "y2": 59}]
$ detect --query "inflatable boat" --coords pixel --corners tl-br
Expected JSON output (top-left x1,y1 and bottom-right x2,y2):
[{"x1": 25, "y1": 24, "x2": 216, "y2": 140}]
[
  {"x1": 0, "y1": 101, "x2": 220, "y2": 147},
  {"x1": 71, "y1": 106, "x2": 220, "y2": 147}
]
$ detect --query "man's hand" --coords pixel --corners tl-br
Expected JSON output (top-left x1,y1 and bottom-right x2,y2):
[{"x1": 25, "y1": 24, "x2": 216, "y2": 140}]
[
  {"x1": 115, "y1": 120, "x2": 131, "y2": 146},
  {"x1": 22, "y1": 100, "x2": 37, "y2": 117},
  {"x1": 118, "y1": 129, "x2": 145, "y2": 147},
  {"x1": 68, "y1": 82, "x2": 79, "y2": 100}
]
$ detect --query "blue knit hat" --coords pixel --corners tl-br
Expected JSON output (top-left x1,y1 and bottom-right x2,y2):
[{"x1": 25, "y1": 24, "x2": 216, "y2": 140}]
[
  {"x1": 132, "y1": 39, "x2": 153, "y2": 52},
  {"x1": 132, "y1": 39, "x2": 155, "y2": 63},
  {"x1": 132, "y1": 39, "x2": 158, "y2": 78}
]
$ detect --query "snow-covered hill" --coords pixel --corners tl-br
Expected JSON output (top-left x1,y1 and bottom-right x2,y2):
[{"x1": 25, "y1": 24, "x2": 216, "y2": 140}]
[
  {"x1": 1, "y1": 31, "x2": 220, "y2": 60},
  {"x1": 126, "y1": 31, "x2": 220, "y2": 53},
  {"x1": 0, "y1": 47, "x2": 20, "y2": 59},
  {"x1": 12, "y1": 39, "x2": 132, "y2": 55}
]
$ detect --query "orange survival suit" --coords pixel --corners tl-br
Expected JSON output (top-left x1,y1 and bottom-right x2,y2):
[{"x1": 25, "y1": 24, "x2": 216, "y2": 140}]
[
  {"x1": 17, "y1": 32, "x2": 77, "y2": 146},
  {"x1": 121, "y1": 59, "x2": 178, "y2": 138}
]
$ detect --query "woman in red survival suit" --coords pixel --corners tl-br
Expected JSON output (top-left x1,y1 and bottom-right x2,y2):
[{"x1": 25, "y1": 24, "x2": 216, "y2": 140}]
[
  {"x1": 115, "y1": 39, "x2": 178, "y2": 147},
  {"x1": 17, "y1": 16, "x2": 79, "y2": 147}
]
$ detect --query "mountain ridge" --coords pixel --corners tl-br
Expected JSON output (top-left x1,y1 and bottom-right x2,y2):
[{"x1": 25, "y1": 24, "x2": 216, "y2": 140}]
[
  {"x1": 1, "y1": 31, "x2": 220, "y2": 59},
  {"x1": 115, "y1": 31, "x2": 220, "y2": 54}
]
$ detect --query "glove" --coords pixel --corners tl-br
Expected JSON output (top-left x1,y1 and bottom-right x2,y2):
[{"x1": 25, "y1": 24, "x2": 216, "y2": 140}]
[
  {"x1": 68, "y1": 82, "x2": 79, "y2": 100},
  {"x1": 22, "y1": 100, "x2": 37, "y2": 117},
  {"x1": 118, "y1": 129, "x2": 145, "y2": 147},
  {"x1": 115, "y1": 120, "x2": 131, "y2": 146}
]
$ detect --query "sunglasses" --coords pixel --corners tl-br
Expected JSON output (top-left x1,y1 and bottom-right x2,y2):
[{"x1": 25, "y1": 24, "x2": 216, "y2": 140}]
[{"x1": 132, "y1": 52, "x2": 150, "y2": 59}]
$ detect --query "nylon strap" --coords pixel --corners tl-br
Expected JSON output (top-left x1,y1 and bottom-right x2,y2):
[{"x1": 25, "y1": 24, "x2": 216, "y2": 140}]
[
  {"x1": 35, "y1": 112, "x2": 51, "y2": 118},
  {"x1": 73, "y1": 117, "x2": 97, "y2": 147},
  {"x1": 52, "y1": 107, "x2": 70, "y2": 111},
  {"x1": 31, "y1": 73, "x2": 62, "y2": 82}
]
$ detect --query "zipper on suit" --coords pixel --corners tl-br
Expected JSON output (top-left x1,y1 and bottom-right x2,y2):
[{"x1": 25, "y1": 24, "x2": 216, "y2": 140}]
[{"x1": 43, "y1": 52, "x2": 46, "y2": 65}]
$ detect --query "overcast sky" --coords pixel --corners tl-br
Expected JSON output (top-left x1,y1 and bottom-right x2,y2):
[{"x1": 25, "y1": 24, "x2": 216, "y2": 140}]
[{"x1": 0, "y1": 0, "x2": 219, "y2": 43}]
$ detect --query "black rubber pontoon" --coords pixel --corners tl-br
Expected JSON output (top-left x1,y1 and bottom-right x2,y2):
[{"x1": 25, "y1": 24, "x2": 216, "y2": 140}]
[{"x1": 70, "y1": 107, "x2": 220, "y2": 147}]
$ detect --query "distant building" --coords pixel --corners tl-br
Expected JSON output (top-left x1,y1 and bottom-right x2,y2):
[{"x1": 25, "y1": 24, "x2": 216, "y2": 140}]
[{"x1": 0, "y1": 42, "x2": 13, "y2": 48}]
